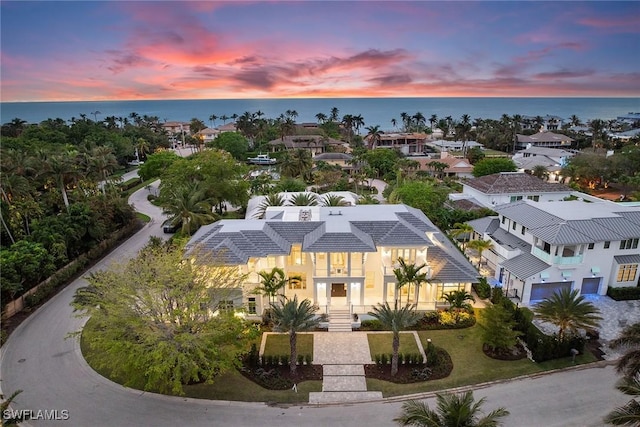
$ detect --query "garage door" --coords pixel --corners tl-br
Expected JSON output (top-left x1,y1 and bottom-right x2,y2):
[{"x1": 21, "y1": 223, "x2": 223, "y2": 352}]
[
  {"x1": 530, "y1": 282, "x2": 572, "y2": 301},
  {"x1": 581, "y1": 278, "x2": 600, "y2": 295}
]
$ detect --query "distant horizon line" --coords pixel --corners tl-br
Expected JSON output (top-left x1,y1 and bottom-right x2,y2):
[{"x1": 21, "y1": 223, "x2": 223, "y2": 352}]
[{"x1": 2, "y1": 95, "x2": 639, "y2": 104}]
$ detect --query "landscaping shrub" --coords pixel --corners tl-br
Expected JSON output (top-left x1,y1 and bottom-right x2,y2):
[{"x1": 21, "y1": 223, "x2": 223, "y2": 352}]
[
  {"x1": 473, "y1": 277, "x2": 491, "y2": 299},
  {"x1": 491, "y1": 286, "x2": 505, "y2": 304},
  {"x1": 279, "y1": 355, "x2": 288, "y2": 366},
  {"x1": 304, "y1": 354, "x2": 312, "y2": 365},
  {"x1": 360, "y1": 319, "x2": 383, "y2": 330},
  {"x1": 416, "y1": 310, "x2": 475, "y2": 330},
  {"x1": 397, "y1": 353, "x2": 404, "y2": 365},
  {"x1": 607, "y1": 286, "x2": 640, "y2": 301},
  {"x1": 374, "y1": 354, "x2": 382, "y2": 365},
  {"x1": 381, "y1": 354, "x2": 388, "y2": 365},
  {"x1": 297, "y1": 354, "x2": 304, "y2": 365}
]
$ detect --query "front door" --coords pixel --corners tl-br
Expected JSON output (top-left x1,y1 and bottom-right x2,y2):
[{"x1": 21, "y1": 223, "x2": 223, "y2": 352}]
[{"x1": 331, "y1": 283, "x2": 347, "y2": 306}]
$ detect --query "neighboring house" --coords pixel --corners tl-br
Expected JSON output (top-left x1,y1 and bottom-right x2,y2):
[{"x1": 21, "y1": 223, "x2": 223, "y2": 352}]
[
  {"x1": 268, "y1": 135, "x2": 345, "y2": 155},
  {"x1": 195, "y1": 127, "x2": 221, "y2": 144},
  {"x1": 448, "y1": 172, "x2": 574, "y2": 209},
  {"x1": 366, "y1": 132, "x2": 427, "y2": 154},
  {"x1": 186, "y1": 204, "x2": 479, "y2": 318},
  {"x1": 415, "y1": 152, "x2": 474, "y2": 179},
  {"x1": 512, "y1": 147, "x2": 576, "y2": 181},
  {"x1": 515, "y1": 132, "x2": 573, "y2": 150},
  {"x1": 520, "y1": 115, "x2": 565, "y2": 131},
  {"x1": 313, "y1": 152, "x2": 354, "y2": 173},
  {"x1": 467, "y1": 199, "x2": 640, "y2": 305},
  {"x1": 424, "y1": 140, "x2": 484, "y2": 152},
  {"x1": 609, "y1": 128, "x2": 640, "y2": 143},
  {"x1": 161, "y1": 121, "x2": 191, "y2": 136},
  {"x1": 217, "y1": 122, "x2": 238, "y2": 132}
]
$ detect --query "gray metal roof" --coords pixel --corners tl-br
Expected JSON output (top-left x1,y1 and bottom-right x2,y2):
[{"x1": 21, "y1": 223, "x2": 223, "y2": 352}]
[
  {"x1": 467, "y1": 216, "x2": 499, "y2": 234},
  {"x1": 490, "y1": 227, "x2": 531, "y2": 251},
  {"x1": 501, "y1": 252, "x2": 550, "y2": 280},
  {"x1": 614, "y1": 254, "x2": 640, "y2": 264},
  {"x1": 494, "y1": 200, "x2": 640, "y2": 245},
  {"x1": 428, "y1": 239, "x2": 479, "y2": 283}
]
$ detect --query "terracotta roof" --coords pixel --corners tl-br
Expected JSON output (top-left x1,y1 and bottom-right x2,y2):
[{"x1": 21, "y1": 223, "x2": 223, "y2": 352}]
[
  {"x1": 416, "y1": 157, "x2": 473, "y2": 172},
  {"x1": 465, "y1": 172, "x2": 571, "y2": 194}
]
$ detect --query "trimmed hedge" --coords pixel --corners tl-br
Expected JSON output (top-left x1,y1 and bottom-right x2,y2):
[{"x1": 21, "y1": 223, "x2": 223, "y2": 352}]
[{"x1": 607, "y1": 286, "x2": 640, "y2": 301}]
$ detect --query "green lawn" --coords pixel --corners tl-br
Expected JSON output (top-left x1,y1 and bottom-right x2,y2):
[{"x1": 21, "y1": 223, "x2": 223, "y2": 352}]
[
  {"x1": 136, "y1": 212, "x2": 151, "y2": 222},
  {"x1": 366, "y1": 323, "x2": 597, "y2": 397},
  {"x1": 367, "y1": 333, "x2": 420, "y2": 358},
  {"x1": 263, "y1": 333, "x2": 314, "y2": 358}
]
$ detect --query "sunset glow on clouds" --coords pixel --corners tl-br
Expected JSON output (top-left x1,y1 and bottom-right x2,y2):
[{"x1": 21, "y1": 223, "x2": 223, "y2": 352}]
[{"x1": 1, "y1": 1, "x2": 639, "y2": 102}]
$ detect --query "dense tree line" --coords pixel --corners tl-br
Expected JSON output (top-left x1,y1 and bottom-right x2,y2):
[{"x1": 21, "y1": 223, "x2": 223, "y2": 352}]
[{"x1": 0, "y1": 114, "x2": 170, "y2": 304}]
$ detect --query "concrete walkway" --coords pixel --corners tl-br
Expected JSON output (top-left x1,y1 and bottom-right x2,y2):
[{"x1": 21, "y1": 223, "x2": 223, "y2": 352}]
[{"x1": 309, "y1": 332, "x2": 382, "y2": 404}]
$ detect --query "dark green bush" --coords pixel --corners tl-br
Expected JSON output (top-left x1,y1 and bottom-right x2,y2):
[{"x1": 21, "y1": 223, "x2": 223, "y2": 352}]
[
  {"x1": 374, "y1": 354, "x2": 381, "y2": 365},
  {"x1": 360, "y1": 319, "x2": 383, "y2": 330},
  {"x1": 607, "y1": 286, "x2": 640, "y2": 301},
  {"x1": 381, "y1": 354, "x2": 388, "y2": 365},
  {"x1": 491, "y1": 286, "x2": 505, "y2": 304},
  {"x1": 398, "y1": 353, "x2": 404, "y2": 365},
  {"x1": 304, "y1": 354, "x2": 312, "y2": 365},
  {"x1": 473, "y1": 277, "x2": 492, "y2": 299},
  {"x1": 297, "y1": 354, "x2": 304, "y2": 365},
  {"x1": 279, "y1": 355, "x2": 288, "y2": 366}
]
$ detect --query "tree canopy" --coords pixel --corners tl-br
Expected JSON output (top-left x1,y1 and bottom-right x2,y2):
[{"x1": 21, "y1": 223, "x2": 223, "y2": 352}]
[
  {"x1": 72, "y1": 241, "x2": 258, "y2": 395},
  {"x1": 472, "y1": 158, "x2": 517, "y2": 177},
  {"x1": 209, "y1": 132, "x2": 249, "y2": 161}
]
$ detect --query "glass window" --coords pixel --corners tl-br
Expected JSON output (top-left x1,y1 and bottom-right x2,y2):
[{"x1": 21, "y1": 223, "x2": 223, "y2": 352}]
[
  {"x1": 248, "y1": 297, "x2": 256, "y2": 314},
  {"x1": 620, "y1": 239, "x2": 640, "y2": 250},
  {"x1": 501, "y1": 216, "x2": 506, "y2": 224},
  {"x1": 437, "y1": 283, "x2": 464, "y2": 300},
  {"x1": 588, "y1": 243, "x2": 594, "y2": 250},
  {"x1": 365, "y1": 271, "x2": 375, "y2": 289},
  {"x1": 617, "y1": 264, "x2": 638, "y2": 282},
  {"x1": 288, "y1": 244, "x2": 305, "y2": 265},
  {"x1": 512, "y1": 221, "x2": 517, "y2": 230},
  {"x1": 521, "y1": 225, "x2": 526, "y2": 235},
  {"x1": 391, "y1": 249, "x2": 416, "y2": 263},
  {"x1": 288, "y1": 273, "x2": 307, "y2": 290},
  {"x1": 604, "y1": 241, "x2": 610, "y2": 249}
]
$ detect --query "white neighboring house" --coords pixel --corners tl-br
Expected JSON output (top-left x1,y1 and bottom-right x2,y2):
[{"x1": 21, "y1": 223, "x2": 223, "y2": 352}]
[
  {"x1": 467, "y1": 199, "x2": 640, "y2": 305},
  {"x1": 448, "y1": 172, "x2": 574, "y2": 210},
  {"x1": 196, "y1": 127, "x2": 221, "y2": 144},
  {"x1": 515, "y1": 131, "x2": 573, "y2": 150},
  {"x1": 512, "y1": 146, "x2": 576, "y2": 181}
]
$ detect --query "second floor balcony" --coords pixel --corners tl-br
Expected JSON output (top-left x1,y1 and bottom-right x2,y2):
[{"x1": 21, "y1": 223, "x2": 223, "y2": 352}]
[{"x1": 532, "y1": 246, "x2": 583, "y2": 265}]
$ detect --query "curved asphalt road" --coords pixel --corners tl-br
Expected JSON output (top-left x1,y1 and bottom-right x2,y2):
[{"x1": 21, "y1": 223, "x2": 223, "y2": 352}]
[{"x1": 0, "y1": 181, "x2": 628, "y2": 426}]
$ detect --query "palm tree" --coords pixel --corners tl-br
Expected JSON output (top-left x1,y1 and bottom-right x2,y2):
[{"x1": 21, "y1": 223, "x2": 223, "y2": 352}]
[
  {"x1": 209, "y1": 114, "x2": 218, "y2": 127},
  {"x1": 610, "y1": 323, "x2": 640, "y2": 379},
  {"x1": 531, "y1": 165, "x2": 549, "y2": 180},
  {"x1": 450, "y1": 223, "x2": 474, "y2": 251},
  {"x1": 270, "y1": 295, "x2": 320, "y2": 374},
  {"x1": 290, "y1": 192, "x2": 318, "y2": 206},
  {"x1": 357, "y1": 194, "x2": 379, "y2": 205},
  {"x1": 533, "y1": 288, "x2": 602, "y2": 342},
  {"x1": 365, "y1": 125, "x2": 382, "y2": 149},
  {"x1": 604, "y1": 374, "x2": 640, "y2": 426},
  {"x1": 467, "y1": 239, "x2": 493, "y2": 268},
  {"x1": 254, "y1": 267, "x2": 288, "y2": 306},
  {"x1": 254, "y1": 193, "x2": 287, "y2": 219},
  {"x1": 90, "y1": 146, "x2": 118, "y2": 195},
  {"x1": 394, "y1": 391, "x2": 509, "y2": 426},
  {"x1": 442, "y1": 290, "x2": 475, "y2": 323},
  {"x1": 320, "y1": 194, "x2": 348, "y2": 207},
  {"x1": 368, "y1": 302, "x2": 420, "y2": 376},
  {"x1": 41, "y1": 151, "x2": 82, "y2": 213},
  {"x1": 161, "y1": 183, "x2": 216, "y2": 235},
  {"x1": 280, "y1": 149, "x2": 312, "y2": 180},
  {"x1": 315, "y1": 112, "x2": 327, "y2": 124},
  {"x1": 429, "y1": 114, "x2": 438, "y2": 131},
  {"x1": 330, "y1": 107, "x2": 340, "y2": 122},
  {"x1": 393, "y1": 258, "x2": 429, "y2": 306}
]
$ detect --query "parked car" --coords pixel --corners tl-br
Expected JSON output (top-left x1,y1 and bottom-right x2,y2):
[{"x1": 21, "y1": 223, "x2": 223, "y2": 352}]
[{"x1": 163, "y1": 219, "x2": 181, "y2": 233}]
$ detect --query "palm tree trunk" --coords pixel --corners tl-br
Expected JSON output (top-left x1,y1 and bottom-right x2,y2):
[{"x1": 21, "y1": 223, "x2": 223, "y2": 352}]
[
  {"x1": 391, "y1": 332, "x2": 400, "y2": 376},
  {"x1": 1, "y1": 213, "x2": 15, "y2": 244},
  {"x1": 290, "y1": 331, "x2": 298, "y2": 375}
]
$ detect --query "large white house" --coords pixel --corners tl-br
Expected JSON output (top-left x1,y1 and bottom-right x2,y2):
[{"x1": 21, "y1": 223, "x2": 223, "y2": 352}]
[
  {"x1": 449, "y1": 172, "x2": 574, "y2": 209},
  {"x1": 186, "y1": 204, "x2": 478, "y2": 319},
  {"x1": 467, "y1": 199, "x2": 640, "y2": 305}
]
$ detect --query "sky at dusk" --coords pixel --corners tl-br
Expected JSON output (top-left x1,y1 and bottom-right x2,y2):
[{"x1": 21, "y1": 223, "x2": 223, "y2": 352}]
[{"x1": 1, "y1": 1, "x2": 639, "y2": 102}]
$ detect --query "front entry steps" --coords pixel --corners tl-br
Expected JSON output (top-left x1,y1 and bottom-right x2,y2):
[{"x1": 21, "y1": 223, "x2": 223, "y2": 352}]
[
  {"x1": 328, "y1": 307, "x2": 352, "y2": 332},
  {"x1": 308, "y1": 364, "x2": 382, "y2": 404}
]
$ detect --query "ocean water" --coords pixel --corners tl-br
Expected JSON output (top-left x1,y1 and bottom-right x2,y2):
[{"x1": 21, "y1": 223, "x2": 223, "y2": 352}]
[{"x1": 2, "y1": 97, "x2": 639, "y2": 130}]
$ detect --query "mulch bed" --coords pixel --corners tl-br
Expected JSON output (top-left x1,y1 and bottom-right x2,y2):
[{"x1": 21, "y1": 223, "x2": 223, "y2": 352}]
[
  {"x1": 482, "y1": 343, "x2": 528, "y2": 361},
  {"x1": 239, "y1": 364, "x2": 323, "y2": 390},
  {"x1": 364, "y1": 348, "x2": 453, "y2": 384}
]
